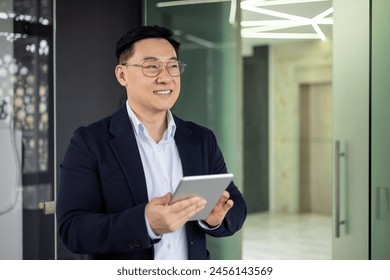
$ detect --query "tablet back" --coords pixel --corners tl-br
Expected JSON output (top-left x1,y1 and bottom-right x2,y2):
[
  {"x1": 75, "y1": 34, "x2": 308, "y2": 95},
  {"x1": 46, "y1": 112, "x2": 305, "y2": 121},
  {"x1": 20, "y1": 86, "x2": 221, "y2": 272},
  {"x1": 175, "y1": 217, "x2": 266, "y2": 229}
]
[{"x1": 171, "y1": 173, "x2": 234, "y2": 220}]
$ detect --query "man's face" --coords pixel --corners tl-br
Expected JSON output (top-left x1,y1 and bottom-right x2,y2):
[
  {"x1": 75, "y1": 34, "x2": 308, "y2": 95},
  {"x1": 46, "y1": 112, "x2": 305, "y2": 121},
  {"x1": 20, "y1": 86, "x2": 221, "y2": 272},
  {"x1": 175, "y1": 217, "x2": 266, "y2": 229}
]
[{"x1": 119, "y1": 38, "x2": 181, "y2": 118}]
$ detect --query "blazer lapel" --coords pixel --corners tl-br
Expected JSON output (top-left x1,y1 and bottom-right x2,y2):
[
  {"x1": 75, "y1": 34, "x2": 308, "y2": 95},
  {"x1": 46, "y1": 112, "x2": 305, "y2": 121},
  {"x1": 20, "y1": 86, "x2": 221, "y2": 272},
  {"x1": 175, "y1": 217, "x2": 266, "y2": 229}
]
[
  {"x1": 106, "y1": 109, "x2": 203, "y2": 204},
  {"x1": 173, "y1": 116, "x2": 202, "y2": 177},
  {"x1": 108, "y1": 104, "x2": 148, "y2": 205}
]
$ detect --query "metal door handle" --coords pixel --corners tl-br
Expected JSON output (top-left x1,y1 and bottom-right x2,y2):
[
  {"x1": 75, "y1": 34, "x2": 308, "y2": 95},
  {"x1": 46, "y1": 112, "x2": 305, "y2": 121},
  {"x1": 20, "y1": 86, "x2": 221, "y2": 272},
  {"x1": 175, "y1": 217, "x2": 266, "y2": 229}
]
[
  {"x1": 38, "y1": 201, "x2": 56, "y2": 215},
  {"x1": 335, "y1": 140, "x2": 346, "y2": 238}
]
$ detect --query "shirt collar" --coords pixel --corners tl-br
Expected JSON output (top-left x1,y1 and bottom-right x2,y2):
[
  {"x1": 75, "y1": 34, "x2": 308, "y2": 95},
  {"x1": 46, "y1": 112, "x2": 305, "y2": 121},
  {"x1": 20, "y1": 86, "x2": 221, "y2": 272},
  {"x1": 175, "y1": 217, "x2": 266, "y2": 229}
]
[{"x1": 126, "y1": 101, "x2": 176, "y2": 139}]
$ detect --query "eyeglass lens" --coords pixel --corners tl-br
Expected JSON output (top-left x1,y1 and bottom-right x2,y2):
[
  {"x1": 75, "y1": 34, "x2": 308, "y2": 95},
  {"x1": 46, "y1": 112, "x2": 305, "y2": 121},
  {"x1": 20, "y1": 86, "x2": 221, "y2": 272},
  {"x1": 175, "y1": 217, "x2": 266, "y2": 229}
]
[{"x1": 142, "y1": 60, "x2": 185, "y2": 77}]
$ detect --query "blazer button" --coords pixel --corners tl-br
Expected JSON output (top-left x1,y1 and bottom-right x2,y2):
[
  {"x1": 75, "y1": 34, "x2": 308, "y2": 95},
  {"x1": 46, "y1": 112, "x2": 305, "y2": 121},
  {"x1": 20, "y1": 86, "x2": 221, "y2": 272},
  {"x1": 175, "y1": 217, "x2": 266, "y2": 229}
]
[{"x1": 128, "y1": 240, "x2": 142, "y2": 249}]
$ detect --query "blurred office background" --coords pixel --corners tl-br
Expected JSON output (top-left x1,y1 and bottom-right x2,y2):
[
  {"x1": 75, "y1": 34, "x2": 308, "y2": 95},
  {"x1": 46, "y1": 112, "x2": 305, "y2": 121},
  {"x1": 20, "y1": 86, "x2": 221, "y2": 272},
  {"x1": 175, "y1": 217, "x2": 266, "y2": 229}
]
[{"x1": 0, "y1": 0, "x2": 389, "y2": 260}]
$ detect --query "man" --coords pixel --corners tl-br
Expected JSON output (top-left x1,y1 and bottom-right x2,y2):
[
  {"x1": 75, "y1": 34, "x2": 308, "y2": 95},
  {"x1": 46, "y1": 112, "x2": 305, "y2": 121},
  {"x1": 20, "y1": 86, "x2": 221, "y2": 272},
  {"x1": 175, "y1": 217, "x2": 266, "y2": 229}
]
[{"x1": 57, "y1": 25, "x2": 246, "y2": 260}]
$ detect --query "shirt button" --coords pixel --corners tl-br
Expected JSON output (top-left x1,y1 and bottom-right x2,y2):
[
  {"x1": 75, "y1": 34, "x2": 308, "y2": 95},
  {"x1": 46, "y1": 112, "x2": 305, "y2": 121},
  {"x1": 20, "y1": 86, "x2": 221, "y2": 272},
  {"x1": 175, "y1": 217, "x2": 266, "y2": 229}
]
[
  {"x1": 161, "y1": 178, "x2": 167, "y2": 184},
  {"x1": 167, "y1": 243, "x2": 171, "y2": 249},
  {"x1": 157, "y1": 147, "x2": 162, "y2": 152}
]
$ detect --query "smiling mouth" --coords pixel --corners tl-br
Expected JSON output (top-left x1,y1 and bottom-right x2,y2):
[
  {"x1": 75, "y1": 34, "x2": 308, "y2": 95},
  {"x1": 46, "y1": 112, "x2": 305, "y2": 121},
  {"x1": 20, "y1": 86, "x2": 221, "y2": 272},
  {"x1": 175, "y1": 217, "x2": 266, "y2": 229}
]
[{"x1": 154, "y1": 90, "x2": 172, "y2": 95}]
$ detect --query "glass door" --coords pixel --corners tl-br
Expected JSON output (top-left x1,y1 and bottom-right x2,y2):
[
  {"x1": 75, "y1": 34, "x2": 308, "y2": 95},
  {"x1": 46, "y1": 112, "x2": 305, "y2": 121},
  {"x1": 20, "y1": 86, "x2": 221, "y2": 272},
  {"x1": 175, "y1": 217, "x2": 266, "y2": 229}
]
[
  {"x1": 144, "y1": 0, "x2": 243, "y2": 259},
  {"x1": 333, "y1": 0, "x2": 390, "y2": 260},
  {"x1": 332, "y1": 0, "x2": 370, "y2": 259},
  {"x1": 0, "y1": 0, "x2": 55, "y2": 260},
  {"x1": 371, "y1": 0, "x2": 390, "y2": 260}
]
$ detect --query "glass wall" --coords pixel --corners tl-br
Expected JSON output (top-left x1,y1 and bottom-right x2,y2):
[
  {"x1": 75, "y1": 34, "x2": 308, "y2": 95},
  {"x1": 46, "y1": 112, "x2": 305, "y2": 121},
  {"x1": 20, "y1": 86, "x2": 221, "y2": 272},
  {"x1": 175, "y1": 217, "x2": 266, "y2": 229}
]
[
  {"x1": 0, "y1": 0, "x2": 54, "y2": 259},
  {"x1": 144, "y1": 0, "x2": 243, "y2": 259}
]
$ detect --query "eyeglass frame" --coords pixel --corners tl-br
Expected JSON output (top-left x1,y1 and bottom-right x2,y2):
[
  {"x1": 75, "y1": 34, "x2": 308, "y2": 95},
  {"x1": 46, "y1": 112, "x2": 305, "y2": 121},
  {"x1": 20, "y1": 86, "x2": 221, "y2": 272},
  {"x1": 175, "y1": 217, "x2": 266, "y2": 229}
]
[{"x1": 120, "y1": 59, "x2": 186, "y2": 77}]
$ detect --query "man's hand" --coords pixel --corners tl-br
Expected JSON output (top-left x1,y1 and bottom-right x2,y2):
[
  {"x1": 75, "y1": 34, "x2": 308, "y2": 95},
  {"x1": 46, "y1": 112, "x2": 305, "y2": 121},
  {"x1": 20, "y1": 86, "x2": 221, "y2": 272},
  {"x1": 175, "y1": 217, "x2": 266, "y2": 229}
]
[
  {"x1": 145, "y1": 193, "x2": 207, "y2": 235},
  {"x1": 203, "y1": 191, "x2": 234, "y2": 227}
]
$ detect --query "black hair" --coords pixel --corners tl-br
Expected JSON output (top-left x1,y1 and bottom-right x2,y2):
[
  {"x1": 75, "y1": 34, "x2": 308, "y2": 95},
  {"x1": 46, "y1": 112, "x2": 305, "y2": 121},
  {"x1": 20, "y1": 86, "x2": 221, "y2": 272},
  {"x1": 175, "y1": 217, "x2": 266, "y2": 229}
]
[{"x1": 115, "y1": 25, "x2": 181, "y2": 64}]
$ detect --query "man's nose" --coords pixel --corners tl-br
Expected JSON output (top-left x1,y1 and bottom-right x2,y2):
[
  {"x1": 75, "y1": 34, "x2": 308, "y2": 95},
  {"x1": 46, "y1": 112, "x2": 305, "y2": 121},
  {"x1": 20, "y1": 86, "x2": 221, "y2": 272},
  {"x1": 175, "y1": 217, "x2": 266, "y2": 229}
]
[{"x1": 156, "y1": 65, "x2": 173, "y2": 82}]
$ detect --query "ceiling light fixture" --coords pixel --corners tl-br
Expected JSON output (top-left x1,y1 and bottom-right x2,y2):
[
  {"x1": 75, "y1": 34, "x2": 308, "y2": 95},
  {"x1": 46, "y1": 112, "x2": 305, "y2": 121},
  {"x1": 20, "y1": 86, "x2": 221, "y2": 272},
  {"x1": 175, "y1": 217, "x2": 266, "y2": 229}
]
[
  {"x1": 241, "y1": 0, "x2": 333, "y2": 41},
  {"x1": 242, "y1": 0, "x2": 329, "y2": 7},
  {"x1": 241, "y1": 32, "x2": 321, "y2": 39}
]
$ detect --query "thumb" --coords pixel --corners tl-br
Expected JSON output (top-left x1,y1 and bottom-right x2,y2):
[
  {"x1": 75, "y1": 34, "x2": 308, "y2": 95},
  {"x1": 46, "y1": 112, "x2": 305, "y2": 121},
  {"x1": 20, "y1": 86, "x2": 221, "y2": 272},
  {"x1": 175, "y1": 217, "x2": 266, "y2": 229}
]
[
  {"x1": 161, "y1": 192, "x2": 172, "y2": 204},
  {"x1": 150, "y1": 193, "x2": 172, "y2": 205}
]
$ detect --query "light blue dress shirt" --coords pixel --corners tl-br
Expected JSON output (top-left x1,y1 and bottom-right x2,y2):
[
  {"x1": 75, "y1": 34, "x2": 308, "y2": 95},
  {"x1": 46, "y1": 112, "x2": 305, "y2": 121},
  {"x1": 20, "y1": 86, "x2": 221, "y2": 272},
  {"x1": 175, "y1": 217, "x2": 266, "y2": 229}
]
[{"x1": 126, "y1": 101, "x2": 187, "y2": 259}]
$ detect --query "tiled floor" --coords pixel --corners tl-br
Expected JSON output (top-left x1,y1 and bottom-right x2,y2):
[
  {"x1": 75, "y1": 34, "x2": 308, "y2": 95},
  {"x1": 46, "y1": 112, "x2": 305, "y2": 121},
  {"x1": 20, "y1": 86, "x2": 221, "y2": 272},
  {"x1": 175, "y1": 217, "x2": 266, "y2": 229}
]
[{"x1": 242, "y1": 212, "x2": 332, "y2": 260}]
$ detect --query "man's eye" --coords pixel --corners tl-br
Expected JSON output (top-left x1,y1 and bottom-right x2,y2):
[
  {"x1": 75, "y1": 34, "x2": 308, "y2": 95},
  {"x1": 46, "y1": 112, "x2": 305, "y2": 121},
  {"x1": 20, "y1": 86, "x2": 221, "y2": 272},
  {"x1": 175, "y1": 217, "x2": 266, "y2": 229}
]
[{"x1": 144, "y1": 64, "x2": 159, "y2": 69}]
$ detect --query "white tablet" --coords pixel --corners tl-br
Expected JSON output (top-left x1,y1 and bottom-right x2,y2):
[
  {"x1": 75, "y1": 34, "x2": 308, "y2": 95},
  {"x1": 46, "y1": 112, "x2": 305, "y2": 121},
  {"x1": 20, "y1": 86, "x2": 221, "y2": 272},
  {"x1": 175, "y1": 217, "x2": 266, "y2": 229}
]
[{"x1": 171, "y1": 173, "x2": 234, "y2": 221}]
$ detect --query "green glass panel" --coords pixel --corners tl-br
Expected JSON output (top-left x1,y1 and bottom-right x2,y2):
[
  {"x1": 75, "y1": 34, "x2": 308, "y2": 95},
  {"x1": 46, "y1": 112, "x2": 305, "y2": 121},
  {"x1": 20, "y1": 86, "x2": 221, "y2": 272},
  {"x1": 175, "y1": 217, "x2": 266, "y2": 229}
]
[
  {"x1": 144, "y1": 0, "x2": 242, "y2": 259},
  {"x1": 332, "y1": 0, "x2": 369, "y2": 259},
  {"x1": 371, "y1": 0, "x2": 390, "y2": 260}
]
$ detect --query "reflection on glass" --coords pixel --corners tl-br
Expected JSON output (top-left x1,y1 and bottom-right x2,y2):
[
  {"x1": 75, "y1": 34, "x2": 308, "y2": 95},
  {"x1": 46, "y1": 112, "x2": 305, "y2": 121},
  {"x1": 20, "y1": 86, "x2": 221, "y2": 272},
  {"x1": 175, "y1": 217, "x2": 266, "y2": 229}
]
[
  {"x1": 0, "y1": 0, "x2": 54, "y2": 260},
  {"x1": 0, "y1": 0, "x2": 52, "y2": 25},
  {"x1": 0, "y1": 36, "x2": 50, "y2": 173}
]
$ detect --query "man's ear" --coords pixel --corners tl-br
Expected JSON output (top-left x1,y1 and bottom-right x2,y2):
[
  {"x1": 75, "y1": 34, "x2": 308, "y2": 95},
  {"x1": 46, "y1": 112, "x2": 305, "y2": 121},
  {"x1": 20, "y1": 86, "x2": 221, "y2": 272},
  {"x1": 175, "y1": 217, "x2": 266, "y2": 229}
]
[{"x1": 115, "y1": 65, "x2": 127, "y2": 86}]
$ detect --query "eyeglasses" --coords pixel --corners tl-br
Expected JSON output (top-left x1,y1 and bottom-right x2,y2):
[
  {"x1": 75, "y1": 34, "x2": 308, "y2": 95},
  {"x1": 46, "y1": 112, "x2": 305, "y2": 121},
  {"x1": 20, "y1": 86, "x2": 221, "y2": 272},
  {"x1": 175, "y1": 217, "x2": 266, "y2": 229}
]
[{"x1": 121, "y1": 59, "x2": 186, "y2": 77}]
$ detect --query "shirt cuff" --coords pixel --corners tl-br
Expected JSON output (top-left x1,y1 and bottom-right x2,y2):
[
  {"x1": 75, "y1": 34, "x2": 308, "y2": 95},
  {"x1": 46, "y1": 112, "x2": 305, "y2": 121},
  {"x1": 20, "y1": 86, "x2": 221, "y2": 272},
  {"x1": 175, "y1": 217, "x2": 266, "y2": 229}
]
[{"x1": 198, "y1": 220, "x2": 221, "y2": 230}]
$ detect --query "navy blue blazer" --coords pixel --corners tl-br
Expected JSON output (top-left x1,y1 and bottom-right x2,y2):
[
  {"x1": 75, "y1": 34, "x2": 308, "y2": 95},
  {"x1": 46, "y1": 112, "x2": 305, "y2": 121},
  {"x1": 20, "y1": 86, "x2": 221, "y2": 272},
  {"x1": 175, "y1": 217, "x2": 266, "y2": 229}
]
[{"x1": 57, "y1": 104, "x2": 247, "y2": 260}]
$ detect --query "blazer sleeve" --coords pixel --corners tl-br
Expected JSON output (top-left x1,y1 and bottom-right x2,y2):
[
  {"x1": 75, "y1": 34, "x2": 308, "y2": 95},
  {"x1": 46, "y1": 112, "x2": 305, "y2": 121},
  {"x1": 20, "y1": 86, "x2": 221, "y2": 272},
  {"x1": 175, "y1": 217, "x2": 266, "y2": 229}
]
[
  {"x1": 57, "y1": 127, "x2": 153, "y2": 255},
  {"x1": 200, "y1": 130, "x2": 247, "y2": 238}
]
